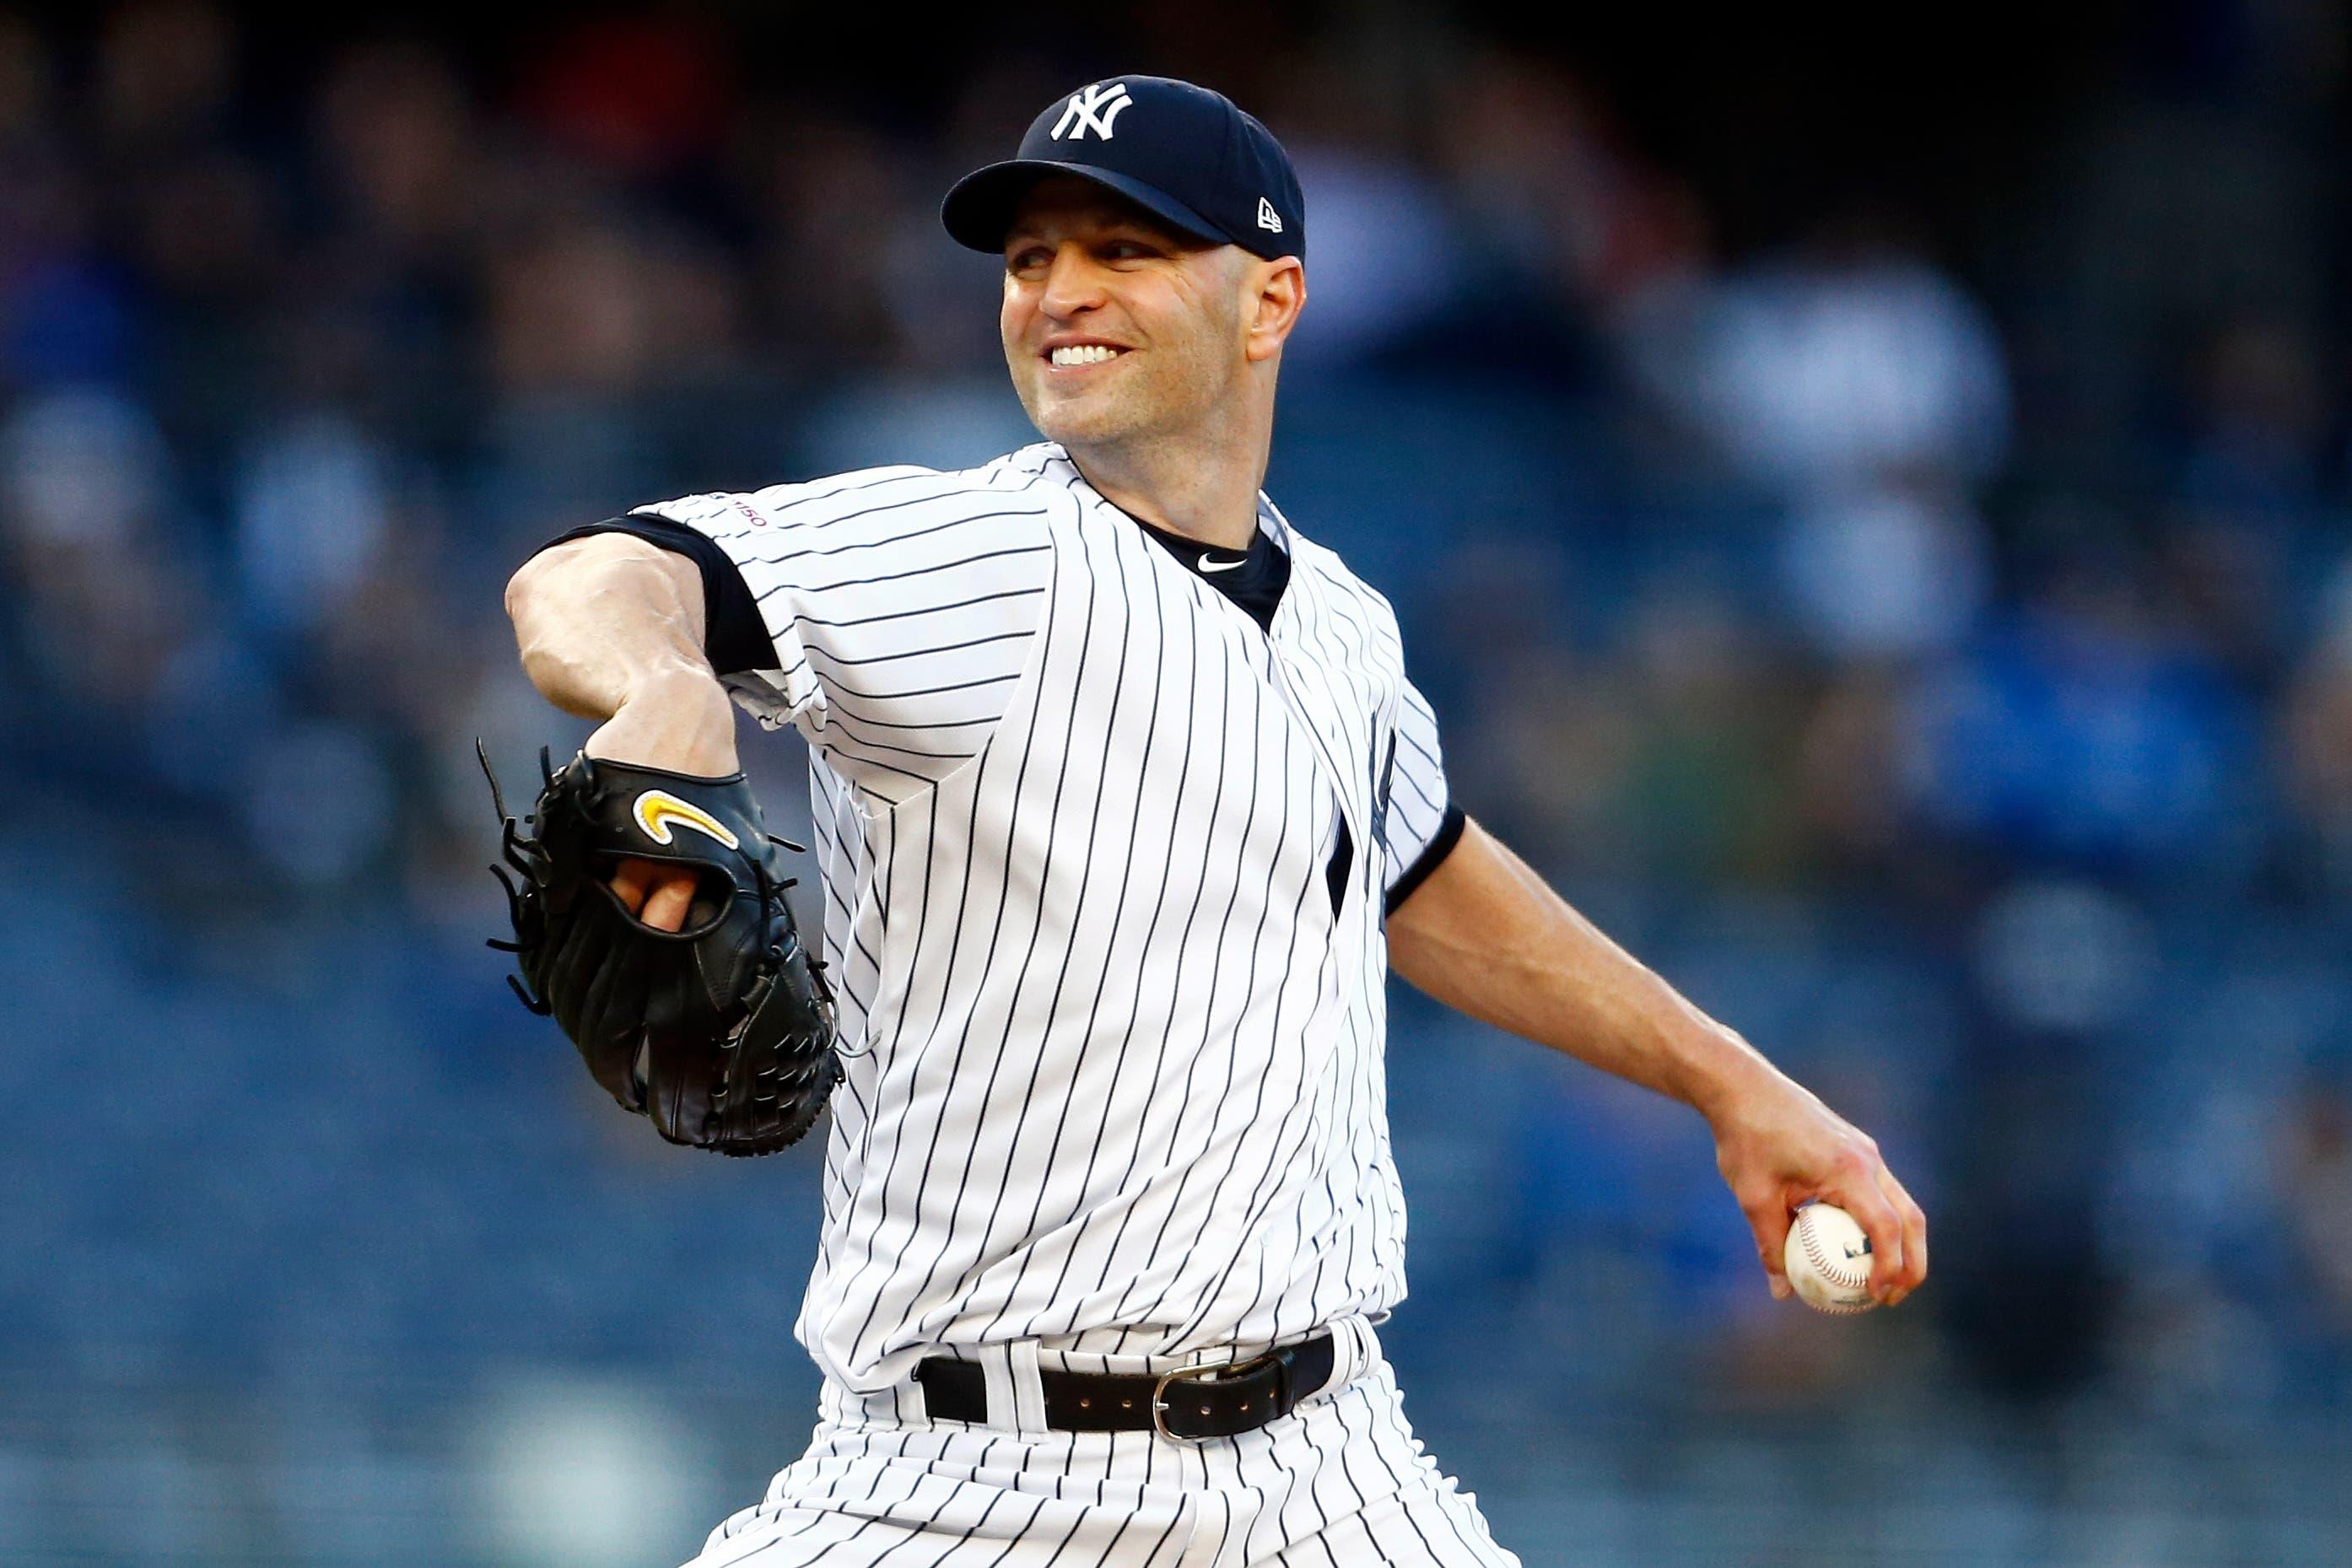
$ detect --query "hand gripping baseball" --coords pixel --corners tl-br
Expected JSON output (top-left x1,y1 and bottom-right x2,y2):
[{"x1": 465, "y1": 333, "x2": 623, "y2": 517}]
[
  {"x1": 1709, "y1": 1073, "x2": 1928, "y2": 1307},
  {"x1": 482, "y1": 744, "x2": 841, "y2": 1156}
]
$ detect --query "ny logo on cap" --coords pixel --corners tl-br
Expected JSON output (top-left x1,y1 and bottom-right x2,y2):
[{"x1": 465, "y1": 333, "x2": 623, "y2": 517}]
[{"x1": 1052, "y1": 81, "x2": 1133, "y2": 142}]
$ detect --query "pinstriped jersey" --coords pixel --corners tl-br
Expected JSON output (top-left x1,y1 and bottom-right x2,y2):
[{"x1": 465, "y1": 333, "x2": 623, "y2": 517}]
[{"x1": 633, "y1": 441, "x2": 1457, "y2": 1394}]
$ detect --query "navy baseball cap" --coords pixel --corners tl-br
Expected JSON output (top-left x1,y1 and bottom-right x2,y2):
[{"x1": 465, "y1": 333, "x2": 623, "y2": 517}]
[{"x1": 941, "y1": 76, "x2": 1305, "y2": 261}]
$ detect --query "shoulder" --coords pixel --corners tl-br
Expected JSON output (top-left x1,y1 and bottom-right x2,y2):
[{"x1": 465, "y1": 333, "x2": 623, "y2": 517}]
[
  {"x1": 1266, "y1": 500, "x2": 1404, "y2": 640},
  {"x1": 635, "y1": 452, "x2": 1072, "y2": 539}
]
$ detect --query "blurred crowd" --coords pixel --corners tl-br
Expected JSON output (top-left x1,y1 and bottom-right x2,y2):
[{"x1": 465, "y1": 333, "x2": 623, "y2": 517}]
[{"x1": 5, "y1": 3, "x2": 2352, "y2": 1561}]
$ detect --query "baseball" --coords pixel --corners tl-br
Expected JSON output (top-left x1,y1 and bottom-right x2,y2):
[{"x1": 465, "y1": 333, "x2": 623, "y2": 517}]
[{"x1": 1783, "y1": 1202, "x2": 1879, "y2": 1314}]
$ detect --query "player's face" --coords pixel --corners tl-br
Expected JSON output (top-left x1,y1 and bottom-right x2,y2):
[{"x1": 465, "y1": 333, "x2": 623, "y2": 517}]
[{"x1": 1000, "y1": 180, "x2": 1254, "y2": 450}]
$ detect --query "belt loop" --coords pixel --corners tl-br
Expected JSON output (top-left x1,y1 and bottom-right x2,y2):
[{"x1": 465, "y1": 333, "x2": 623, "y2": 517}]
[
  {"x1": 1323, "y1": 1317, "x2": 1370, "y2": 1398},
  {"x1": 1007, "y1": 1340, "x2": 1049, "y2": 1434},
  {"x1": 890, "y1": 1367, "x2": 927, "y2": 1427},
  {"x1": 978, "y1": 1346, "x2": 1019, "y2": 1431}
]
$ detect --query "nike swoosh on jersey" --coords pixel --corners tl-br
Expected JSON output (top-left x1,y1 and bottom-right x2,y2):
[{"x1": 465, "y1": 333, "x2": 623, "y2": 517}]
[{"x1": 1199, "y1": 552, "x2": 1247, "y2": 573}]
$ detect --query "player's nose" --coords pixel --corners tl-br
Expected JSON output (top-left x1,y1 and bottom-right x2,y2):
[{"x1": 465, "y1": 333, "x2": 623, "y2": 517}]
[{"x1": 1037, "y1": 245, "x2": 1109, "y2": 318}]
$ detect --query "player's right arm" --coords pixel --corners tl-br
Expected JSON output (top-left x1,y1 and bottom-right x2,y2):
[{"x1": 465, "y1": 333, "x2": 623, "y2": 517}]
[
  {"x1": 1375, "y1": 665, "x2": 1925, "y2": 1308},
  {"x1": 504, "y1": 532, "x2": 734, "y2": 929},
  {"x1": 1387, "y1": 818, "x2": 1928, "y2": 1307}
]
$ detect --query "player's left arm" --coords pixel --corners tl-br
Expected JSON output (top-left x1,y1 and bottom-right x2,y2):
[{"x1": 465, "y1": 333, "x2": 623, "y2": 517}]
[{"x1": 1385, "y1": 816, "x2": 1929, "y2": 1307}]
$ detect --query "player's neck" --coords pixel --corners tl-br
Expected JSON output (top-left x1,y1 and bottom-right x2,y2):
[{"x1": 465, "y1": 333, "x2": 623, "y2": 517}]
[{"x1": 1062, "y1": 430, "x2": 1267, "y2": 553}]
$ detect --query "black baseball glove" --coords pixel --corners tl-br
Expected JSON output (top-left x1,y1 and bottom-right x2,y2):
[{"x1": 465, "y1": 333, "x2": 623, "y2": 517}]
[{"x1": 481, "y1": 743, "x2": 839, "y2": 1156}]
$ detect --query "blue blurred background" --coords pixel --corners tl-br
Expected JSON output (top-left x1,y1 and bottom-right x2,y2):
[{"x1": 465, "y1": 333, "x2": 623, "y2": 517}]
[{"x1": 5, "y1": 3, "x2": 2351, "y2": 1564}]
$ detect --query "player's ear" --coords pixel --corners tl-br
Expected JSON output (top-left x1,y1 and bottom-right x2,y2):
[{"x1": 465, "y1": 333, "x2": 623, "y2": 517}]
[{"x1": 1243, "y1": 256, "x2": 1304, "y2": 364}]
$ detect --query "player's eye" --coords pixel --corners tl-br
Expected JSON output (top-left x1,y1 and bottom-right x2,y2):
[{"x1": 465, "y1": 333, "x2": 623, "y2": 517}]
[{"x1": 1007, "y1": 245, "x2": 1051, "y2": 274}]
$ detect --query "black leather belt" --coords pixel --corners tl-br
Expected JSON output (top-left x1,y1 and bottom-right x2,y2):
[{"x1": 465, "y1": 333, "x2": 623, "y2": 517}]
[{"x1": 914, "y1": 1332, "x2": 1335, "y2": 1441}]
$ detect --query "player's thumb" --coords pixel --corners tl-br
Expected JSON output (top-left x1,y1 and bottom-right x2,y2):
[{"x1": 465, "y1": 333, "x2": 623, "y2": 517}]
[{"x1": 1744, "y1": 1196, "x2": 1795, "y2": 1301}]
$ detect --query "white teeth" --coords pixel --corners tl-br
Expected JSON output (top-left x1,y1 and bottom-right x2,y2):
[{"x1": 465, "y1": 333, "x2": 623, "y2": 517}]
[{"x1": 1049, "y1": 344, "x2": 1120, "y2": 366}]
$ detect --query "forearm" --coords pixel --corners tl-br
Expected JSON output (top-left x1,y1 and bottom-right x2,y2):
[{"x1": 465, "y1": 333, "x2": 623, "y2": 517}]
[
  {"x1": 1386, "y1": 816, "x2": 1783, "y2": 1120},
  {"x1": 1391, "y1": 815, "x2": 1927, "y2": 1303},
  {"x1": 504, "y1": 534, "x2": 738, "y2": 774}
]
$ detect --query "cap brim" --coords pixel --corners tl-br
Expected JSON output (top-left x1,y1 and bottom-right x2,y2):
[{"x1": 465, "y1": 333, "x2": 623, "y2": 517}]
[{"x1": 941, "y1": 160, "x2": 1230, "y2": 254}]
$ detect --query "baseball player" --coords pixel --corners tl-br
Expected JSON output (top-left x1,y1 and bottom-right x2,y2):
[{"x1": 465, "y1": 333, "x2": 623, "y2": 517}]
[{"x1": 501, "y1": 76, "x2": 1929, "y2": 1566}]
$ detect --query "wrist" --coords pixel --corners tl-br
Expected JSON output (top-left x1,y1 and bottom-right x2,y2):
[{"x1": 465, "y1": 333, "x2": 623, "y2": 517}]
[
  {"x1": 586, "y1": 665, "x2": 739, "y2": 776},
  {"x1": 1674, "y1": 1021, "x2": 1787, "y2": 1130}
]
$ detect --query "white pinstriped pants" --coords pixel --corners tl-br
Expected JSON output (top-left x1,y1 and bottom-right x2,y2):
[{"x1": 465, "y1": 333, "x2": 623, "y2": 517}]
[{"x1": 683, "y1": 1318, "x2": 1521, "y2": 1567}]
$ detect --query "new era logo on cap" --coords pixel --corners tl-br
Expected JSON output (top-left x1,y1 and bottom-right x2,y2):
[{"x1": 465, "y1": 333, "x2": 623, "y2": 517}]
[
  {"x1": 1051, "y1": 81, "x2": 1134, "y2": 142},
  {"x1": 941, "y1": 75, "x2": 1306, "y2": 262}
]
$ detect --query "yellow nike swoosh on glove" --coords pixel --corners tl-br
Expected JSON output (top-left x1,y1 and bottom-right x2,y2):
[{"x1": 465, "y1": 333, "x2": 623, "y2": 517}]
[{"x1": 632, "y1": 790, "x2": 741, "y2": 850}]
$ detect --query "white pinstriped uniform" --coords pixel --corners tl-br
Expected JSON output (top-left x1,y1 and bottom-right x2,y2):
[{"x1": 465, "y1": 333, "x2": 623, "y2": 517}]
[{"x1": 630, "y1": 442, "x2": 1516, "y2": 1565}]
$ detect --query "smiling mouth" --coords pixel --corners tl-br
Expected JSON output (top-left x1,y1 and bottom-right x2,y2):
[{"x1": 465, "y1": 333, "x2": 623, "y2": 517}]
[{"x1": 1046, "y1": 344, "x2": 1127, "y2": 367}]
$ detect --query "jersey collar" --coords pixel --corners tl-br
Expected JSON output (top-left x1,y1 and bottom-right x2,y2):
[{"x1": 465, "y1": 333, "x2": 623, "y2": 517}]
[{"x1": 1025, "y1": 441, "x2": 1295, "y2": 554}]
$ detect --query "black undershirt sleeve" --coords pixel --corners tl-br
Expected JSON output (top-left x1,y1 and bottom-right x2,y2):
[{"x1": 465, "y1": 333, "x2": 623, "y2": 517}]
[{"x1": 538, "y1": 515, "x2": 780, "y2": 678}]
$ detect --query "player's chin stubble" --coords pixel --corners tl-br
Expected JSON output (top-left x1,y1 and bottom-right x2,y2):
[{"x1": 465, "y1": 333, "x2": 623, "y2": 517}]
[
  {"x1": 1013, "y1": 342, "x2": 1237, "y2": 455},
  {"x1": 1021, "y1": 374, "x2": 1152, "y2": 449}
]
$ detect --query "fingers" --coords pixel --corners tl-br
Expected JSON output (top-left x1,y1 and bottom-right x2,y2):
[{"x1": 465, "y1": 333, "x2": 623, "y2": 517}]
[
  {"x1": 1842, "y1": 1145, "x2": 1929, "y2": 1305},
  {"x1": 1837, "y1": 1174, "x2": 1907, "y2": 1303},
  {"x1": 1877, "y1": 1165, "x2": 1929, "y2": 1305},
  {"x1": 607, "y1": 858, "x2": 699, "y2": 933},
  {"x1": 608, "y1": 858, "x2": 656, "y2": 916},
  {"x1": 1740, "y1": 1193, "x2": 1795, "y2": 1301},
  {"x1": 640, "y1": 873, "x2": 697, "y2": 932}
]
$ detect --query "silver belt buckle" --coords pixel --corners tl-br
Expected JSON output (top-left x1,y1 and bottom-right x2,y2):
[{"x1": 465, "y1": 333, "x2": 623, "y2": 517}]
[{"x1": 1151, "y1": 1348, "x2": 1286, "y2": 1442}]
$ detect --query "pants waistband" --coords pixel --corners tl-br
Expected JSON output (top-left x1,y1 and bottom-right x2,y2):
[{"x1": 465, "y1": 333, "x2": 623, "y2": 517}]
[{"x1": 825, "y1": 1317, "x2": 1384, "y2": 1436}]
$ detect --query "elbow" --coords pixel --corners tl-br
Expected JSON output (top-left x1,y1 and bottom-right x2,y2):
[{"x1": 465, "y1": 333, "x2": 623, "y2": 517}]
[
  {"x1": 504, "y1": 546, "x2": 566, "y2": 634},
  {"x1": 515, "y1": 639, "x2": 571, "y2": 709},
  {"x1": 501, "y1": 533, "x2": 709, "y2": 721},
  {"x1": 503, "y1": 553, "x2": 545, "y2": 652},
  {"x1": 504, "y1": 563, "x2": 550, "y2": 680},
  {"x1": 504, "y1": 546, "x2": 591, "y2": 705}
]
